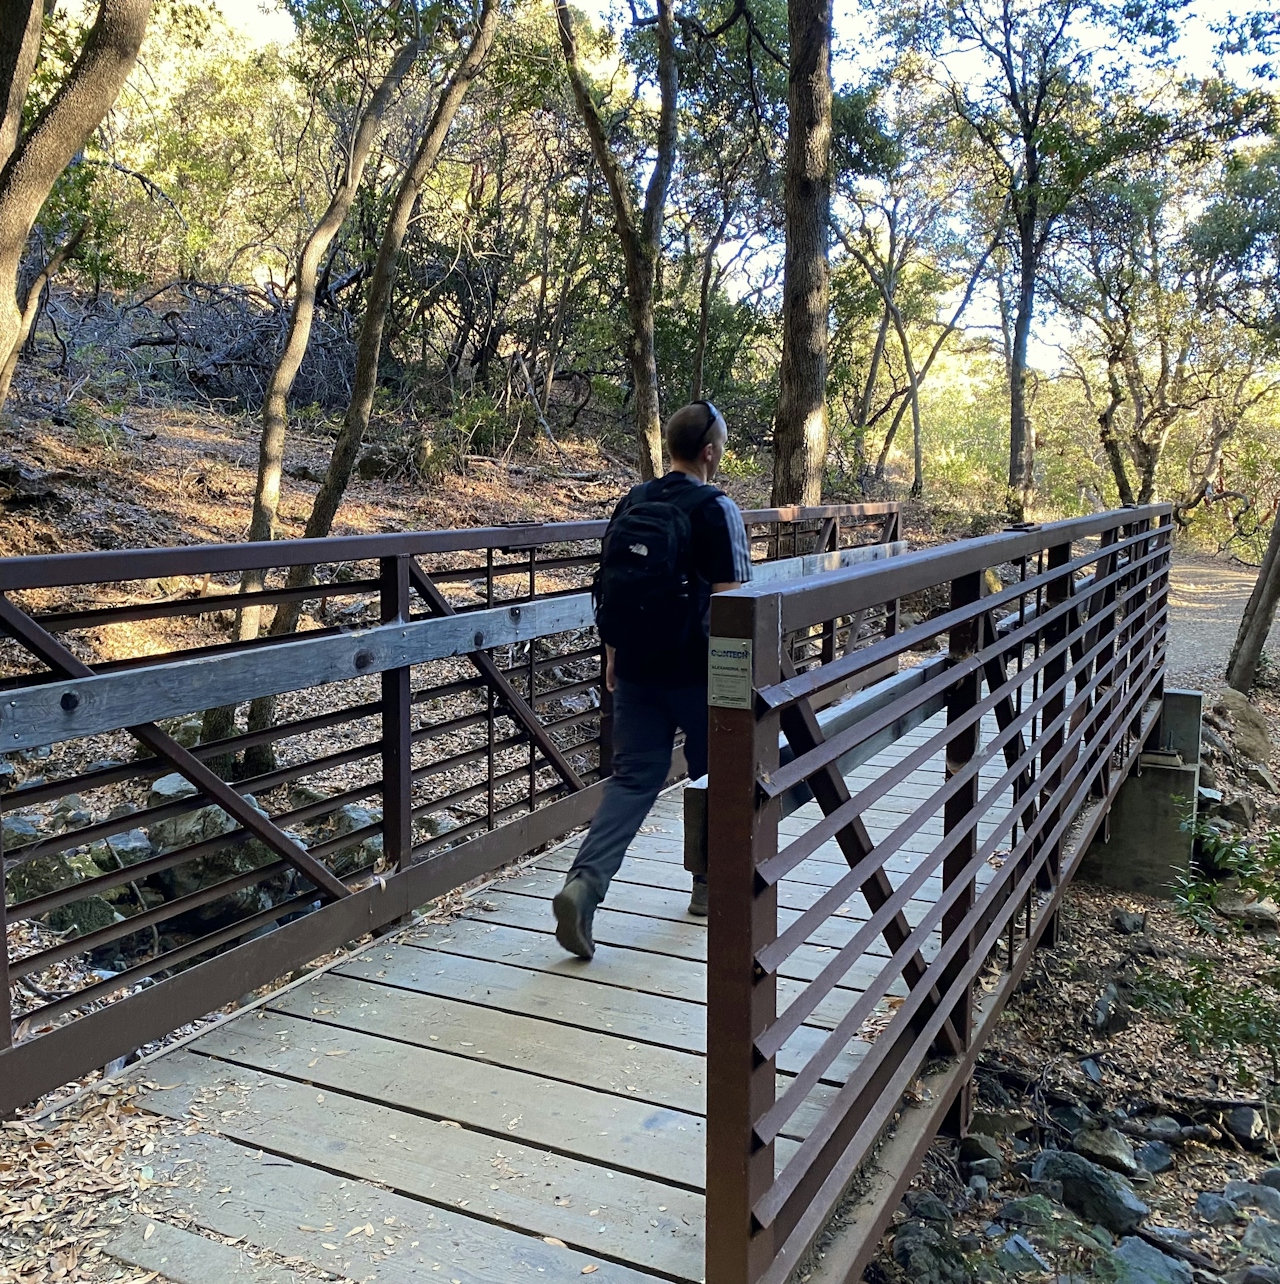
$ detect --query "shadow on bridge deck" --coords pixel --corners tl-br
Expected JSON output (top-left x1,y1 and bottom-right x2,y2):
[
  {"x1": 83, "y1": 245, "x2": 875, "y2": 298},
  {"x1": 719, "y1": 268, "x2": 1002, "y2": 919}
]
[{"x1": 120, "y1": 714, "x2": 1009, "y2": 1284}]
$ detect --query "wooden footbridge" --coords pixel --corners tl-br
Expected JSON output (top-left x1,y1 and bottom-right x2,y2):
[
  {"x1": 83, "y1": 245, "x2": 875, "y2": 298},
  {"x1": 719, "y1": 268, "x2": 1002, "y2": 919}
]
[{"x1": 0, "y1": 502, "x2": 1171, "y2": 1283}]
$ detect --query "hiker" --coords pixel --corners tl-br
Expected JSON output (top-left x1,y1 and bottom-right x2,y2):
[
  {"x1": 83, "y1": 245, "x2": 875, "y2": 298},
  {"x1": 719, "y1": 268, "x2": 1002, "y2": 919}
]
[{"x1": 552, "y1": 400, "x2": 752, "y2": 960}]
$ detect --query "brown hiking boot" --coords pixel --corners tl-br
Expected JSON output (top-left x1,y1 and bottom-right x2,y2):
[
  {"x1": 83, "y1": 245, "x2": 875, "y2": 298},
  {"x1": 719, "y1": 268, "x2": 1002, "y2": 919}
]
[
  {"x1": 552, "y1": 877, "x2": 597, "y2": 959},
  {"x1": 688, "y1": 875, "x2": 709, "y2": 917}
]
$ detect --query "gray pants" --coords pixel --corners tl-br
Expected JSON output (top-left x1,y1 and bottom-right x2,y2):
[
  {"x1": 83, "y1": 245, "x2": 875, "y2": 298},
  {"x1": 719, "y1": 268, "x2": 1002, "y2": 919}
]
[{"x1": 566, "y1": 678, "x2": 709, "y2": 905}]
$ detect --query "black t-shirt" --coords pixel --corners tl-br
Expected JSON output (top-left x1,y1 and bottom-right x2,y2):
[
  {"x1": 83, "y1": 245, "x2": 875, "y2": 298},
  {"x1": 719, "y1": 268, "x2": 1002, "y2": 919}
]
[{"x1": 608, "y1": 472, "x2": 753, "y2": 685}]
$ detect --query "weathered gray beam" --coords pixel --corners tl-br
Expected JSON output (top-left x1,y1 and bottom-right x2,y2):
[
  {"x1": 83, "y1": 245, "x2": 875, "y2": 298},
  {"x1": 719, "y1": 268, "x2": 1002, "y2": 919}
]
[
  {"x1": 749, "y1": 541, "x2": 907, "y2": 587},
  {"x1": 1, "y1": 594, "x2": 595, "y2": 751}
]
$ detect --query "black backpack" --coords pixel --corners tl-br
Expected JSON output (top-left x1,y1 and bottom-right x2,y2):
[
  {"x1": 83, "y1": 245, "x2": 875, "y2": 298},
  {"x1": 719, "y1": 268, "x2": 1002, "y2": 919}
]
[{"x1": 593, "y1": 480, "x2": 720, "y2": 655}]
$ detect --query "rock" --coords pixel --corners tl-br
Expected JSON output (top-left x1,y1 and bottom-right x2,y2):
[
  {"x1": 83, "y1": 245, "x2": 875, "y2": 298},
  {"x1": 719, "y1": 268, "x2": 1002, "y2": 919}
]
[
  {"x1": 148, "y1": 799, "x2": 237, "y2": 858},
  {"x1": 356, "y1": 446, "x2": 388, "y2": 480},
  {"x1": 1243, "y1": 1215, "x2": 1280, "y2": 1264},
  {"x1": 891, "y1": 1219, "x2": 973, "y2": 1284},
  {"x1": 996, "y1": 1195, "x2": 1059, "y2": 1231},
  {"x1": 1094, "y1": 983, "x2": 1131, "y2": 1035},
  {"x1": 1223, "y1": 796, "x2": 1258, "y2": 827},
  {"x1": 1135, "y1": 1142, "x2": 1174, "y2": 1175},
  {"x1": 1050, "y1": 1104, "x2": 1096, "y2": 1135},
  {"x1": 1109, "y1": 1236, "x2": 1192, "y2": 1284},
  {"x1": 1203, "y1": 726, "x2": 1230, "y2": 753},
  {"x1": 904, "y1": 1191, "x2": 954, "y2": 1228},
  {"x1": 0, "y1": 759, "x2": 15, "y2": 787},
  {"x1": 1249, "y1": 764, "x2": 1280, "y2": 793},
  {"x1": 2, "y1": 813, "x2": 40, "y2": 849},
  {"x1": 967, "y1": 1175, "x2": 989, "y2": 1202},
  {"x1": 997, "y1": 1233, "x2": 1050, "y2": 1273},
  {"x1": 46, "y1": 896, "x2": 123, "y2": 936},
  {"x1": 1139, "y1": 1116, "x2": 1185, "y2": 1145},
  {"x1": 1031, "y1": 1150, "x2": 1148, "y2": 1234},
  {"x1": 52, "y1": 793, "x2": 85, "y2": 817},
  {"x1": 147, "y1": 773, "x2": 199, "y2": 809},
  {"x1": 960, "y1": 1134, "x2": 1003, "y2": 1166},
  {"x1": 1216, "y1": 689, "x2": 1274, "y2": 763},
  {"x1": 1217, "y1": 890, "x2": 1280, "y2": 930},
  {"x1": 1228, "y1": 1109, "x2": 1269, "y2": 1148},
  {"x1": 1258, "y1": 1168, "x2": 1280, "y2": 1192},
  {"x1": 1073, "y1": 1127, "x2": 1139, "y2": 1177},
  {"x1": 1229, "y1": 1266, "x2": 1280, "y2": 1284},
  {"x1": 288, "y1": 783, "x2": 330, "y2": 810},
  {"x1": 1200, "y1": 763, "x2": 1219, "y2": 789},
  {"x1": 106, "y1": 829, "x2": 152, "y2": 865},
  {"x1": 1112, "y1": 909, "x2": 1147, "y2": 934},
  {"x1": 970, "y1": 1110, "x2": 1034, "y2": 1138},
  {"x1": 1226, "y1": 1179, "x2": 1280, "y2": 1218},
  {"x1": 107, "y1": 802, "x2": 137, "y2": 820},
  {"x1": 328, "y1": 804, "x2": 384, "y2": 877},
  {"x1": 966, "y1": 1158, "x2": 1002, "y2": 1182},
  {"x1": 162, "y1": 716, "x2": 204, "y2": 749},
  {"x1": 1195, "y1": 1191, "x2": 1240, "y2": 1225}
]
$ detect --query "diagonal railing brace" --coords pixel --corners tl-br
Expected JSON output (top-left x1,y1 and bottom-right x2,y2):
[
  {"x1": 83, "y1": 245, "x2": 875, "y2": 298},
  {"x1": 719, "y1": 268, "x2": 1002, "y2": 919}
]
[
  {"x1": 407, "y1": 561, "x2": 586, "y2": 793},
  {"x1": 0, "y1": 595, "x2": 351, "y2": 902},
  {"x1": 776, "y1": 657, "x2": 965, "y2": 1058}
]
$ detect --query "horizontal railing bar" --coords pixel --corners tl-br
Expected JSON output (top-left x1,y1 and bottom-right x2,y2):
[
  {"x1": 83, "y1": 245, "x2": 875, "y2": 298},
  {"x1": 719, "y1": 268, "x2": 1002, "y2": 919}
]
[
  {"x1": 9, "y1": 851, "x2": 295, "y2": 980},
  {"x1": 758, "y1": 565, "x2": 1161, "y2": 885},
  {"x1": 0, "y1": 595, "x2": 596, "y2": 751},
  {"x1": 753, "y1": 610, "x2": 1162, "y2": 1105},
  {"x1": 757, "y1": 666, "x2": 1164, "y2": 1234},
  {"x1": 12, "y1": 882, "x2": 330, "y2": 1031},
  {"x1": 0, "y1": 504, "x2": 897, "y2": 593},
  {"x1": 759, "y1": 539, "x2": 1165, "y2": 796},
  {"x1": 766, "y1": 508, "x2": 1167, "y2": 634},
  {"x1": 756, "y1": 525, "x2": 1163, "y2": 711},
  {"x1": 31, "y1": 578, "x2": 384, "y2": 633}
]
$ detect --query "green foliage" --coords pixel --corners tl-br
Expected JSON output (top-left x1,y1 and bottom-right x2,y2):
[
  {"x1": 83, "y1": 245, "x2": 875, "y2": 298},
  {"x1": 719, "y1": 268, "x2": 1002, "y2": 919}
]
[{"x1": 1130, "y1": 809, "x2": 1280, "y2": 1084}]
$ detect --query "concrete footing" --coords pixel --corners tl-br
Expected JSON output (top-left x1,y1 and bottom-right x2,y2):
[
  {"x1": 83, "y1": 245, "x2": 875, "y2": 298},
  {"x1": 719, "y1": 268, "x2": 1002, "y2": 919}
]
[{"x1": 1077, "y1": 689, "x2": 1203, "y2": 898}]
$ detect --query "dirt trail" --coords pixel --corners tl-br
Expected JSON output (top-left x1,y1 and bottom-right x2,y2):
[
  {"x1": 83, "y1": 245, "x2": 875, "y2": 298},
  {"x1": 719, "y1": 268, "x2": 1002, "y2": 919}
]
[{"x1": 1166, "y1": 553, "x2": 1275, "y2": 688}]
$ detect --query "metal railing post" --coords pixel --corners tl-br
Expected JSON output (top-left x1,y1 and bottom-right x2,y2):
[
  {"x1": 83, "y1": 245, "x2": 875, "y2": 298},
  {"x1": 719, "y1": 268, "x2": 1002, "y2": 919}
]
[
  {"x1": 706, "y1": 588, "x2": 781, "y2": 1284},
  {"x1": 380, "y1": 555, "x2": 413, "y2": 871},
  {"x1": 938, "y1": 568, "x2": 982, "y2": 1071}
]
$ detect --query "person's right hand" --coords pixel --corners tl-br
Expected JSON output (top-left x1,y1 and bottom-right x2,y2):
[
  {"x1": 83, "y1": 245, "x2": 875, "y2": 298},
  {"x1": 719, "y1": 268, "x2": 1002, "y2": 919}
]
[{"x1": 605, "y1": 645, "x2": 617, "y2": 693}]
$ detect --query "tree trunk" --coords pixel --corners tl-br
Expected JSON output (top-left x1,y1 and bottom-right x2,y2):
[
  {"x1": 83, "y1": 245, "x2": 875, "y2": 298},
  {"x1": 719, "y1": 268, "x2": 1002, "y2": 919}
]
[
  {"x1": 0, "y1": 0, "x2": 152, "y2": 404},
  {"x1": 555, "y1": 0, "x2": 676, "y2": 481},
  {"x1": 771, "y1": 0, "x2": 832, "y2": 507},
  {"x1": 0, "y1": 220, "x2": 83, "y2": 404},
  {"x1": 691, "y1": 211, "x2": 729, "y2": 402},
  {"x1": 241, "y1": 0, "x2": 499, "y2": 774},
  {"x1": 199, "y1": 37, "x2": 423, "y2": 756},
  {"x1": 1007, "y1": 242, "x2": 1036, "y2": 521},
  {"x1": 1228, "y1": 508, "x2": 1280, "y2": 693},
  {"x1": 0, "y1": 1, "x2": 46, "y2": 174}
]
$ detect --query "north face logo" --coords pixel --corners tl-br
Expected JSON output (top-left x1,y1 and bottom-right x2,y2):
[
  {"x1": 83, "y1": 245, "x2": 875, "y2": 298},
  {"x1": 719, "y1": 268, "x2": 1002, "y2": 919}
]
[{"x1": 629, "y1": 543, "x2": 649, "y2": 556}]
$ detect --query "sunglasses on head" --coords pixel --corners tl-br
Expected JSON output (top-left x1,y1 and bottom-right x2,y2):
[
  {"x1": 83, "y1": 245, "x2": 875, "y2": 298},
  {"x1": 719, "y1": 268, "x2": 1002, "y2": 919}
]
[{"x1": 694, "y1": 400, "x2": 722, "y2": 448}]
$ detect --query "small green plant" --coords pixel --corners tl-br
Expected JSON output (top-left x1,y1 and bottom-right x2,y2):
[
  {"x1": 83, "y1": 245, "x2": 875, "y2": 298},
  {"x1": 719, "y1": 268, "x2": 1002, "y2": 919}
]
[{"x1": 1134, "y1": 808, "x2": 1280, "y2": 1085}]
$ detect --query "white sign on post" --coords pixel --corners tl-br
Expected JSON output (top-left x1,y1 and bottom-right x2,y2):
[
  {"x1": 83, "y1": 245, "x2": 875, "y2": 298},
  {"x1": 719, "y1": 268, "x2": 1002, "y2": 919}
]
[{"x1": 708, "y1": 637, "x2": 753, "y2": 709}]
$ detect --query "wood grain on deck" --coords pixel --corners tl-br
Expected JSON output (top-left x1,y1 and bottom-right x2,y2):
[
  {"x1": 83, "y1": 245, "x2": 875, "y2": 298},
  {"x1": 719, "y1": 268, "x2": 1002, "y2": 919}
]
[{"x1": 127, "y1": 712, "x2": 1012, "y2": 1283}]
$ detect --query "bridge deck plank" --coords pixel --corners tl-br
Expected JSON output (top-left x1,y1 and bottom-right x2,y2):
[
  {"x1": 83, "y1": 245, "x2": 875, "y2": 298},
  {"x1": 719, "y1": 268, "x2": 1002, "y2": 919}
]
[{"x1": 131, "y1": 708, "x2": 1013, "y2": 1281}]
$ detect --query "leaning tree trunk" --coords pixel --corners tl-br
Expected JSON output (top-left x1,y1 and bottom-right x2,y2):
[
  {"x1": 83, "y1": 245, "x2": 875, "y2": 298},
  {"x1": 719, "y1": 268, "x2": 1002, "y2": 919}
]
[
  {"x1": 1007, "y1": 248, "x2": 1037, "y2": 522},
  {"x1": 1228, "y1": 508, "x2": 1280, "y2": 693},
  {"x1": 0, "y1": 0, "x2": 152, "y2": 406},
  {"x1": 241, "y1": 0, "x2": 500, "y2": 775},
  {"x1": 0, "y1": 221, "x2": 84, "y2": 404},
  {"x1": 555, "y1": 0, "x2": 676, "y2": 481},
  {"x1": 199, "y1": 38, "x2": 423, "y2": 759},
  {"x1": 771, "y1": 0, "x2": 832, "y2": 507}
]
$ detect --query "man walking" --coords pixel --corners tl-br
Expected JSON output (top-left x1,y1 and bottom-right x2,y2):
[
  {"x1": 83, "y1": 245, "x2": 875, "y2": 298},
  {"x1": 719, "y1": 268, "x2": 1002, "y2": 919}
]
[{"x1": 552, "y1": 401, "x2": 752, "y2": 959}]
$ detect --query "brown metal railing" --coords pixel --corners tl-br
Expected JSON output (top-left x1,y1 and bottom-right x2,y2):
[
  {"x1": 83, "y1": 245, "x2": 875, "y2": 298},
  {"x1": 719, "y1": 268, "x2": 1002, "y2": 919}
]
[
  {"x1": 704, "y1": 506, "x2": 1172, "y2": 1284},
  {"x1": 0, "y1": 501, "x2": 899, "y2": 1115}
]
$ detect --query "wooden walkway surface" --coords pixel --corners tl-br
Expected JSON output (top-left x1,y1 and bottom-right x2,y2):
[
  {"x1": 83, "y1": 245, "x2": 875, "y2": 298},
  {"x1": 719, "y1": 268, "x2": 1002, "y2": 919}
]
[{"x1": 118, "y1": 714, "x2": 1010, "y2": 1284}]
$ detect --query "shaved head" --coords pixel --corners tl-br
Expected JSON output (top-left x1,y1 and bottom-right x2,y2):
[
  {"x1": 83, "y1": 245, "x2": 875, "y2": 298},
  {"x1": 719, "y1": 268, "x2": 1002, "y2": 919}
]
[{"x1": 665, "y1": 401, "x2": 726, "y2": 463}]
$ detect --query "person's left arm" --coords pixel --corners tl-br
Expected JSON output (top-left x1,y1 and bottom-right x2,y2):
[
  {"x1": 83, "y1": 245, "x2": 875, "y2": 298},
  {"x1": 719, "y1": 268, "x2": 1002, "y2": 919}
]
[{"x1": 706, "y1": 494, "x2": 753, "y2": 594}]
